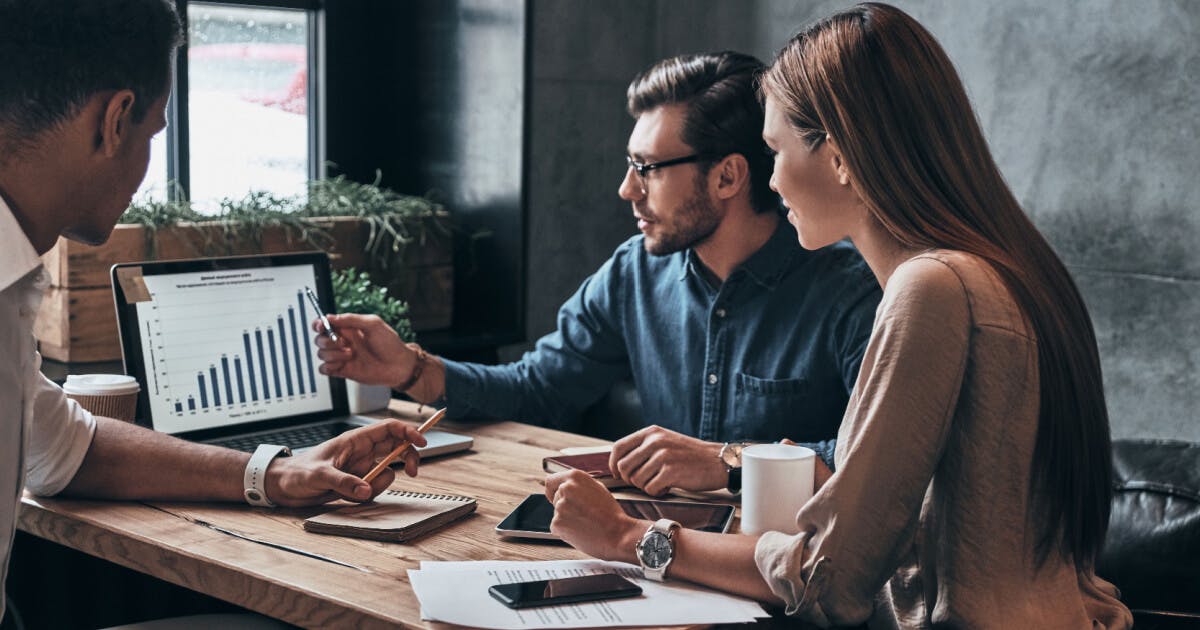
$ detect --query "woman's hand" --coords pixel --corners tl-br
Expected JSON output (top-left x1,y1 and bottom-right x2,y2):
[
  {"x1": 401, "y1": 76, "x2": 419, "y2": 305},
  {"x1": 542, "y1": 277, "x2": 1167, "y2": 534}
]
[{"x1": 545, "y1": 470, "x2": 645, "y2": 562}]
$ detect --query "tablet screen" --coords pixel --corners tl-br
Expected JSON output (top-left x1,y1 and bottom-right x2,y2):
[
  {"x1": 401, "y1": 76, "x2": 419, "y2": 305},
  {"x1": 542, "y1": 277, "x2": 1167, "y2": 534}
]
[{"x1": 497, "y1": 494, "x2": 734, "y2": 536}]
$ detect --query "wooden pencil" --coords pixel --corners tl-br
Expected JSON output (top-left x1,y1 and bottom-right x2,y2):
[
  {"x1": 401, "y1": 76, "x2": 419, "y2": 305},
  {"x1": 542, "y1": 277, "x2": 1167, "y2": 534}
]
[{"x1": 362, "y1": 407, "x2": 447, "y2": 483}]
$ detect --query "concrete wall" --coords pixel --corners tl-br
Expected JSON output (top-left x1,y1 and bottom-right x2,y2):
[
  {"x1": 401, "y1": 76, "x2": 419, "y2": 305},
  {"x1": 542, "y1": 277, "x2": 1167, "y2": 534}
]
[{"x1": 519, "y1": 0, "x2": 1200, "y2": 441}]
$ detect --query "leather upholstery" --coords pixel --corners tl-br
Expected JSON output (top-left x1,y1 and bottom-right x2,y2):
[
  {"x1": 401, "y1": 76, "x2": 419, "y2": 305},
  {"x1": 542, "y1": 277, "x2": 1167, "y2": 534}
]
[{"x1": 1099, "y1": 439, "x2": 1200, "y2": 615}]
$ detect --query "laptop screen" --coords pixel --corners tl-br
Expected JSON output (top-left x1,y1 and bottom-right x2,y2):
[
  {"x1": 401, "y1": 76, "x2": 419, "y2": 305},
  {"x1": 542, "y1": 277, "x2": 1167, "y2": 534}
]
[{"x1": 112, "y1": 252, "x2": 347, "y2": 438}]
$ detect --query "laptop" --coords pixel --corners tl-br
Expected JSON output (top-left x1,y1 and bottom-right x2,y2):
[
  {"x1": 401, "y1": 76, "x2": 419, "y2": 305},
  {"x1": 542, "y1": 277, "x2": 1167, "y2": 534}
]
[{"x1": 110, "y1": 251, "x2": 471, "y2": 458}]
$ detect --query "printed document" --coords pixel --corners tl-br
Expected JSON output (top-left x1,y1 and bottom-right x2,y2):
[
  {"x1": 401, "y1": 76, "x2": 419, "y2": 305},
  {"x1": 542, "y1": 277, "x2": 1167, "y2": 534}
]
[{"x1": 408, "y1": 559, "x2": 769, "y2": 628}]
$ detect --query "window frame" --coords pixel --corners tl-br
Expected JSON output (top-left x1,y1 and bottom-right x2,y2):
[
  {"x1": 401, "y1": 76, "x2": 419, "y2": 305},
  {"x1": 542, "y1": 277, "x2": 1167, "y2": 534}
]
[{"x1": 166, "y1": 0, "x2": 324, "y2": 202}]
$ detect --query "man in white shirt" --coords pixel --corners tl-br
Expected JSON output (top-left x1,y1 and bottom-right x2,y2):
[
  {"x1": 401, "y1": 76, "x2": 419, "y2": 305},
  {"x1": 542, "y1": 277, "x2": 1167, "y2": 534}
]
[{"x1": 0, "y1": 1, "x2": 425, "y2": 621}]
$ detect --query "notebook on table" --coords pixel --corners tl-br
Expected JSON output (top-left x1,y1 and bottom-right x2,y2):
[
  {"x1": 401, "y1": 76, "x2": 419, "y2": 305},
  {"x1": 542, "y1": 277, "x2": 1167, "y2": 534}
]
[
  {"x1": 303, "y1": 489, "x2": 477, "y2": 542},
  {"x1": 110, "y1": 252, "x2": 472, "y2": 459},
  {"x1": 542, "y1": 451, "x2": 630, "y2": 489}
]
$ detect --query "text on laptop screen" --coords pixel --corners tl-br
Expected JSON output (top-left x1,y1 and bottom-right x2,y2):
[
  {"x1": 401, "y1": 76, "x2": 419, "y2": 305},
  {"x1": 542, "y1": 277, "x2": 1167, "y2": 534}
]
[{"x1": 134, "y1": 263, "x2": 334, "y2": 434}]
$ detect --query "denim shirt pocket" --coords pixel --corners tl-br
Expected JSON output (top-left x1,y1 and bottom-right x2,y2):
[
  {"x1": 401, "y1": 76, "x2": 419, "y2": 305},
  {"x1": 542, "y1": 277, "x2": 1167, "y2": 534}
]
[{"x1": 732, "y1": 372, "x2": 808, "y2": 438}]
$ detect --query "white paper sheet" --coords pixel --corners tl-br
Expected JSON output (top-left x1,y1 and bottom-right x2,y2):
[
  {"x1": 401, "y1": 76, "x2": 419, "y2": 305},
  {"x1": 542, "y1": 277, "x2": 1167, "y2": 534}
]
[{"x1": 408, "y1": 559, "x2": 770, "y2": 628}]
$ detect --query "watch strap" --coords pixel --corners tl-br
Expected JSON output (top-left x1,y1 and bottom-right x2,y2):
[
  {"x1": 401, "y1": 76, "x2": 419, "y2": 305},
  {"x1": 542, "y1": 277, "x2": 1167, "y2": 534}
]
[
  {"x1": 726, "y1": 466, "x2": 742, "y2": 494},
  {"x1": 638, "y1": 518, "x2": 681, "y2": 582},
  {"x1": 243, "y1": 444, "x2": 292, "y2": 507},
  {"x1": 653, "y1": 517, "x2": 681, "y2": 537}
]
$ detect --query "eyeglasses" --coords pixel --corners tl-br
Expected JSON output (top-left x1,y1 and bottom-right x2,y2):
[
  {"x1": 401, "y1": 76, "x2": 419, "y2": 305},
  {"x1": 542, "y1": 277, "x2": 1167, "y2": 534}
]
[{"x1": 625, "y1": 154, "x2": 703, "y2": 192}]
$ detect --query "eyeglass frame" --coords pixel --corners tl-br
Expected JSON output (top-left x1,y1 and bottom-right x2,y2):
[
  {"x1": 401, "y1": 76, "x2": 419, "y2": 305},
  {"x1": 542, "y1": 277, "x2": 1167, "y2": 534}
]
[{"x1": 625, "y1": 153, "x2": 714, "y2": 191}]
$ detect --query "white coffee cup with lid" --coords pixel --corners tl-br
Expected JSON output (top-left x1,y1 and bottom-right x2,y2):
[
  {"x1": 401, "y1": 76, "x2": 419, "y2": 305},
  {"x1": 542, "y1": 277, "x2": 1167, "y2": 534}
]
[{"x1": 62, "y1": 374, "x2": 140, "y2": 422}]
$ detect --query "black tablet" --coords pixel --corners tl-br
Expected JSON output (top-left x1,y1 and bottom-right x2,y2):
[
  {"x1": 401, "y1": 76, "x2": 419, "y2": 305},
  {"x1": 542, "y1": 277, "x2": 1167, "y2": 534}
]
[{"x1": 495, "y1": 493, "x2": 735, "y2": 539}]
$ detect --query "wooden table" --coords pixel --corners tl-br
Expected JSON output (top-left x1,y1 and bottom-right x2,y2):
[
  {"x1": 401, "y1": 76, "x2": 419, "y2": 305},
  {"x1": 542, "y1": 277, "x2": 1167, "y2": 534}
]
[{"x1": 17, "y1": 401, "x2": 742, "y2": 629}]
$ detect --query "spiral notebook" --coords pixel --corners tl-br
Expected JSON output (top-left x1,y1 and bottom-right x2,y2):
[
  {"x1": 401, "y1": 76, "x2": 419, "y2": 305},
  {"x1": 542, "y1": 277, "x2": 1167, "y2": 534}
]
[{"x1": 303, "y1": 489, "x2": 477, "y2": 542}]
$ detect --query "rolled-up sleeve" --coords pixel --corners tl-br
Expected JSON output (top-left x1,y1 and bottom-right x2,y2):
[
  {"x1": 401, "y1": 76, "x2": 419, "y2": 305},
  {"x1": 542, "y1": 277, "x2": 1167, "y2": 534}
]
[
  {"x1": 443, "y1": 244, "x2": 633, "y2": 430},
  {"x1": 753, "y1": 257, "x2": 971, "y2": 626},
  {"x1": 24, "y1": 364, "x2": 96, "y2": 496}
]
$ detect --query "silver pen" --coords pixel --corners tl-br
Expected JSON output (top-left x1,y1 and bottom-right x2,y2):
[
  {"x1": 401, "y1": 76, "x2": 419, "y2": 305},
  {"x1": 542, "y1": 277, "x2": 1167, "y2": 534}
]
[{"x1": 305, "y1": 286, "x2": 339, "y2": 342}]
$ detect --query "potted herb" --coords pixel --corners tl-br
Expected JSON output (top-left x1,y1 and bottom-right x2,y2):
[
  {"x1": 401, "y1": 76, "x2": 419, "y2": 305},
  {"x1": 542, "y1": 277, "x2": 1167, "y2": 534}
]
[
  {"x1": 332, "y1": 268, "x2": 415, "y2": 413},
  {"x1": 34, "y1": 172, "x2": 459, "y2": 363}
]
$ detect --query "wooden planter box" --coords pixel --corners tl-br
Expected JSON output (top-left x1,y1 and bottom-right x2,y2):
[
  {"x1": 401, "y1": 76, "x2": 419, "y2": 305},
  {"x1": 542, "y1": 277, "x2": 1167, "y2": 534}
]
[{"x1": 34, "y1": 218, "x2": 453, "y2": 363}]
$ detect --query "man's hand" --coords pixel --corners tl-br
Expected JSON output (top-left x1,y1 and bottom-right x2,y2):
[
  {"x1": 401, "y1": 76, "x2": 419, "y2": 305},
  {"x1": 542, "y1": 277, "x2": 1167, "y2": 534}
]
[
  {"x1": 609, "y1": 425, "x2": 727, "y2": 496},
  {"x1": 780, "y1": 438, "x2": 833, "y2": 491},
  {"x1": 263, "y1": 420, "x2": 427, "y2": 507},
  {"x1": 313, "y1": 314, "x2": 415, "y2": 388},
  {"x1": 545, "y1": 470, "x2": 643, "y2": 562}
]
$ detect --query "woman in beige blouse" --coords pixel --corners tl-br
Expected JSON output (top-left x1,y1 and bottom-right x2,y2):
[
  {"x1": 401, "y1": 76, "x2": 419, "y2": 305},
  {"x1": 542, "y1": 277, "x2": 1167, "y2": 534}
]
[{"x1": 545, "y1": 3, "x2": 1133, "y2": 628}]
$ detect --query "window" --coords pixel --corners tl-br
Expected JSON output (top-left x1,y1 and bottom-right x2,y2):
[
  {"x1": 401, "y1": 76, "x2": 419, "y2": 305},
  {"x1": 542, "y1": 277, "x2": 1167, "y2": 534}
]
[{"x1": 137, "y1": 0, "x2": 321, "y2": 212}]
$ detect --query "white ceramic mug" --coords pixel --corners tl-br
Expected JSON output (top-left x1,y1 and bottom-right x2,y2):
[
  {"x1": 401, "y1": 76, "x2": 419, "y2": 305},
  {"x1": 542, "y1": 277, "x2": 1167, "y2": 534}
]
[
  {"x1": 62, "y1": 374, "x2": 141, "y2": 422},
  {"x1": 740, "y1": 443, "x2": 816, "y2": 535}
]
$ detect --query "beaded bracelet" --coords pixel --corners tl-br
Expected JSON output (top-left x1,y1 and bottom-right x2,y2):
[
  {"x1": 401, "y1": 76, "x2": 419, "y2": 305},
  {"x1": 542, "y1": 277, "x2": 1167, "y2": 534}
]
[{"x1": 395, "y1": 343, "x2": 428, "y2": 391}]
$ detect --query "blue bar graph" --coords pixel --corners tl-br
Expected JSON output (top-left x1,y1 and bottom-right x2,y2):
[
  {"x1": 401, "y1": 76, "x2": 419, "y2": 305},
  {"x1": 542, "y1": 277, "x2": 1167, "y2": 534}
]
[
  {"x1": 198, "y1": 373, "x2": 208, "y2": 408},
  {"x1": 243, "y1": 332, "x2": 258, "y2": 401},
  {"x1": 221, "y1": 356, "x2": 233, "y2": 406},
  {"x1": 234, "y1": 356, "x2": 246, "y2": 404},
  {"x1": 256, "y1": 329, "x2": 269, "y2": 399},
  {"x1": 268, "y1": 329, "x2": 282, "y2": 398},
  {"x1": 298, "y1": 292, "x2": 316, "y2": 392},
  {"x1": 288, "y1": 306, "x2": 305, "y2": 395},
  {"x1": 174, "y1": 292, "x2": 327, "y2": 413},
  {"x1": 210, "y1": 366, "x2": 221, "y2": 407},
  {"x1": 278, "y1": 317, "x2": 294, "y2": 396}
]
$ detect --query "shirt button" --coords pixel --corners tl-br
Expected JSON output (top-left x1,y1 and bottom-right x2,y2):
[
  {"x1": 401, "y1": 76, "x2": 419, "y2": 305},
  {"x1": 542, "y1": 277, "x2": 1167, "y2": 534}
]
[
  {"x1": 708, "y1": 373, "x2": 718, "y2": 385},
  {"x1": 715, "y1": 308, "x2": 727, "y2": 318}
]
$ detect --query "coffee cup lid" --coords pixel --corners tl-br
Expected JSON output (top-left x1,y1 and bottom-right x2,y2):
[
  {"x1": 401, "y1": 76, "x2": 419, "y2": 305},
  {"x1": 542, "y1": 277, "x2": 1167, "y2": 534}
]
[{"x1": 63, "y1": 374, "x2": 141, "y2": 396}]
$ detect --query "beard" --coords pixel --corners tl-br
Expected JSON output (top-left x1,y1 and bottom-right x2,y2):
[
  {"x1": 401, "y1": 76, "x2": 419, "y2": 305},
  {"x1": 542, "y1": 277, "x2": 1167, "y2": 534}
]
[{"x1": 643, "y1": 179, "x2": 722, "y2": 256}]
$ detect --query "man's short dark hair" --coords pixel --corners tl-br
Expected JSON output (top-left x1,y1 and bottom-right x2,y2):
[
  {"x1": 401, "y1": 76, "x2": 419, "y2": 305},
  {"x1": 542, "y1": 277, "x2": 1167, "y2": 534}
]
[
  {"x1": 0, "y1": 0, "x2": 184, "y2": 152},
  {"x1": 626, "y1": 51, "x2": 780, "y2": 215}
]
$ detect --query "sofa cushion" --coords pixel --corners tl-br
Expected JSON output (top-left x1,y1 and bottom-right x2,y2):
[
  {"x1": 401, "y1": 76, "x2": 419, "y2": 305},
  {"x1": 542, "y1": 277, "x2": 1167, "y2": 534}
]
[{"x1": 1098, "y1": 439, "x2": 1200, "y2": 613}]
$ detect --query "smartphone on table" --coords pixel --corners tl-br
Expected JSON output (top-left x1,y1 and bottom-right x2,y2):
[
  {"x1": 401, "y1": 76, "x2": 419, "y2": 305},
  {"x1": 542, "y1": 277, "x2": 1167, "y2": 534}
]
[
  {"x1": 488, "y1": 573, "x2": 643, "y2": 609},
  {"x1": 495, "y1": 493, "x2": 735, "y2": 539}
]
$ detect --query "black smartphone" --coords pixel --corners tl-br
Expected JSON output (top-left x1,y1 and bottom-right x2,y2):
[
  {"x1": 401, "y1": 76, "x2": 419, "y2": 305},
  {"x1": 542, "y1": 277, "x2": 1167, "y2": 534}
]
[
  {"x1": 488, "y1": 573, "x2": 643, "y2": 609},
  {"x1": 495, "y1": 493, "x2": 735, "y2": 539}
]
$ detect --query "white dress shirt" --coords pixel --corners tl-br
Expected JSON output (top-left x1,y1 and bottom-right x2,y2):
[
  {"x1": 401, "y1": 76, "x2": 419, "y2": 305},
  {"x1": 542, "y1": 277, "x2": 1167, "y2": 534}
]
[{"x1": 0, "y1": 195, "x2": 97, "y2": 618}]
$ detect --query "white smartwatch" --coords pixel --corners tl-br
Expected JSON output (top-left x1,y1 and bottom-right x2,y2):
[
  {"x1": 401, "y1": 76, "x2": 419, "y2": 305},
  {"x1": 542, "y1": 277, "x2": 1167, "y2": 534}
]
[
  {"x1": 243, "y1": 444, "x2": 292, "y2": 507},
  {"x1": 635, "y1": 518, "x2": 681, "y2": 582}
]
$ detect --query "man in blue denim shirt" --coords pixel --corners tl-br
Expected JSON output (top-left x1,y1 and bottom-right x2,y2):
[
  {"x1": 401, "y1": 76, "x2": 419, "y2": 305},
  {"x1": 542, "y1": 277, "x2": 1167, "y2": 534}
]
[{"x1": 317, "y1": 52, "x2": 880, "y2": 496}]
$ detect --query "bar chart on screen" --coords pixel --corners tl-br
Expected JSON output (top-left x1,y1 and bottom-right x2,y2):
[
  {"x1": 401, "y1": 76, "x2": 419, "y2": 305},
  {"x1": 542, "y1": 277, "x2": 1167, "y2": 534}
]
[{"x1": 134, "y1": 264, "x2": 334, "y2": 434}]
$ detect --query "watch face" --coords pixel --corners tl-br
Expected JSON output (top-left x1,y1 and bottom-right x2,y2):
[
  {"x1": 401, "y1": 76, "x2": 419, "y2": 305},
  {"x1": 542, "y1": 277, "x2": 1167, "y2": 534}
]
[
  {"x1": 640, "y1": 532, "x2": 672, "y2": 569},
  {"x1": 721, "y1": 443, "x2": 743, "y2": 468}
]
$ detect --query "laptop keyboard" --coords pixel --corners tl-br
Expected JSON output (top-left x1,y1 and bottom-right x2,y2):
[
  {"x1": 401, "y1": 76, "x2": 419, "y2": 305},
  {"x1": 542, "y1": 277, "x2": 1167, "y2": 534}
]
[{"x1": 210, "y1": 422, "x2": 358, "y2": 453}]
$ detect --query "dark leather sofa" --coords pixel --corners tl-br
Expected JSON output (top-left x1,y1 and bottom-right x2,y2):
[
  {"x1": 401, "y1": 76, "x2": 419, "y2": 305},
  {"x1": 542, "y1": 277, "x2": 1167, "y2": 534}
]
[{"x1": 1100, "y1": 439, "x2": 1200, "y2": 628}]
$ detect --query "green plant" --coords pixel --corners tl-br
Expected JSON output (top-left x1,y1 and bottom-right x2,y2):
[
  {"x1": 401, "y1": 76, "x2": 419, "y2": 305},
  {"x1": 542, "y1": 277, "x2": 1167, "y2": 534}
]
[
  {"x1": 217, "y1": 189, "x2": 337, "y2": 255},
  {"x1": 117, "y1": 184, "x2": 207, "y2": 258},
  {"x1": 119, "y1": 187, "x2": 335, "y2": 260},
  {"x1": 331, "y1": 268, "x2": 415, "y2": 343},
  {"x1": 120, "y1": 169, "x2": 457, "y2": 270},
  {"x1": 302, "y1": 171, "x2": 453, "y2": 271}
]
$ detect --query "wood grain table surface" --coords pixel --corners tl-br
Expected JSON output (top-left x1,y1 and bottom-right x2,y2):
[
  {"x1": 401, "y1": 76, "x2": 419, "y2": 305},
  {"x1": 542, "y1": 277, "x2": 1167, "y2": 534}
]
[{"x1": 17, "y1": 401, "x2": 754, "y2": 629}]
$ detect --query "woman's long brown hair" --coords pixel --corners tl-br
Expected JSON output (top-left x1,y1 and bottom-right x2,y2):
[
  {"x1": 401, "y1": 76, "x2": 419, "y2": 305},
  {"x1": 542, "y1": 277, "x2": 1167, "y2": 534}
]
[{"x1": 763, "y1": 3, "x2": 1112, "y2": 569}]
